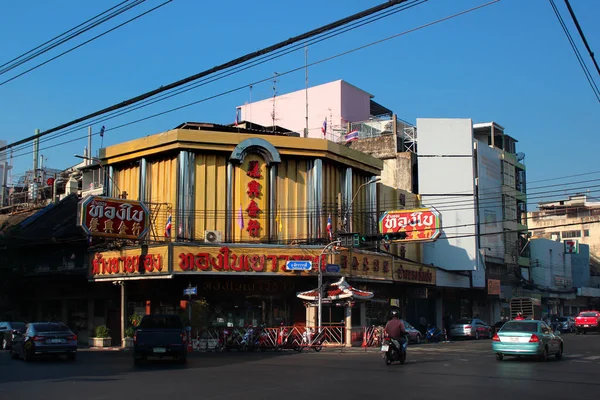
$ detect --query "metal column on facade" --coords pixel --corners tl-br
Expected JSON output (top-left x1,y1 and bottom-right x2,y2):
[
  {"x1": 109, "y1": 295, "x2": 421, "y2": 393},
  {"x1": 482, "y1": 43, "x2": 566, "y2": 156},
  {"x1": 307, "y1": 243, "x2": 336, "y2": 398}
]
[
  {"x1": 106, "y1": 165, "x2": 115, "y2": 197},
  {"x1": 177, "y1": 151, "x2": 196, "y2": 240},
  {"x1": 225, "y1": 162, "x2": 234, "y2": 242},
  {"x1": 311, "y1": 159, "x2": 323, "y2": 240},
  {"x1": 367, "y1": 175, "x2": 377, "y2": 235},
  {"x1": 269, "y1": 164, "x2": 278, "y2": 241},
  {"x1": 343, "y1": 167, "x2": 353, "y2": 231},
  {"x1": 139, "y1": 158, "x2": 148, "y2": 201}
]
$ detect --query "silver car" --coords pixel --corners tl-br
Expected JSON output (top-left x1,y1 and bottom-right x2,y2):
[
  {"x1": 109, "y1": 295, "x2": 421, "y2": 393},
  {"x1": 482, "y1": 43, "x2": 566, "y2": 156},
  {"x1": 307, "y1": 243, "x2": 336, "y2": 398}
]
[
  {"x1": 450, "y1": 318, "x2": 492, "y2": 340},
  {"x1": 10, "y1": 322, "x2": 78, "y2": 361},
  {"x1": 402, "y1": 320, "x2": 423, "y2": 344}
]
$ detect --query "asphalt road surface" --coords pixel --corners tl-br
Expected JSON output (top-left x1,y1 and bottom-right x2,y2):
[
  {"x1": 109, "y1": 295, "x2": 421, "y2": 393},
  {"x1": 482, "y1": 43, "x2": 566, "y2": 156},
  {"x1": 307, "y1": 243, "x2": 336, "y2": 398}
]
[{"x1": 1, "y1": 333, "x2": 599, "y2": 400}]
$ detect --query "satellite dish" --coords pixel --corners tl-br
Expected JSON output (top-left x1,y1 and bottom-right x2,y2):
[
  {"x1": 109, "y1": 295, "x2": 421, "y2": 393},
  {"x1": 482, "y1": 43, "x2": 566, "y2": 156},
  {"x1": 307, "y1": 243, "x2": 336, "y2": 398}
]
[{"x1": 516, "y1": 152, "x2": 526, "y2": 162}]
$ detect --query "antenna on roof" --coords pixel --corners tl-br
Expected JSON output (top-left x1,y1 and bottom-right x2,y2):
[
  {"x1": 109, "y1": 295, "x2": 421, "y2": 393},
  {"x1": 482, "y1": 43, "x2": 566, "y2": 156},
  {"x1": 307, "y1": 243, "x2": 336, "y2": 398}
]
[{"x1": 516, "y1": 152, "x2": 525, "y2": 162}]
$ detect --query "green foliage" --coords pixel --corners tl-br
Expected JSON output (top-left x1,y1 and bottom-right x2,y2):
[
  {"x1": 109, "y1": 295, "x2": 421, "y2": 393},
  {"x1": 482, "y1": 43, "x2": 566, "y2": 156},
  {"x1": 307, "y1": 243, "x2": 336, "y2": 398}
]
[
  {"x1": 129, "y1": 313, "x2": 144, "y2": 327},
  {"x1": 95, "y1": 325, "x2": 111, "y2": 338},
  {"x1": 124, "y1": 327, "x2": 135, "y2": 338},
  {"x1": 179, "y1": 298, "x2": 210, "y2": 329}
]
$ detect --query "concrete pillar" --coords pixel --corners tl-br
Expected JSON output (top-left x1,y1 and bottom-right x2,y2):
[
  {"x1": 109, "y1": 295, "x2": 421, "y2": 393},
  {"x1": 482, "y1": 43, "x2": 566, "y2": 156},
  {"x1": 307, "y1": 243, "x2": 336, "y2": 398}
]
[
  {"x1": 61, "y1": 299, "x2": 68, "y2": 324},
  {"x1": 436, "y1": 295, "x2": 443, "y2": 329},
  {"x1": 360, "y1": 302, "x2": 367, "y2": 327},
  {"x1": 344, "y1": 305, "x2": 352, "y2": 347},
  {"x1": 87, "y1": 299, "x2": 94, "y2": 337},
  {"x1": 120, "y1": 282, "x2": 127, "y2": 346},
  {"x1": 305, "y1": 306, "x2": 316, "y2": 328}
]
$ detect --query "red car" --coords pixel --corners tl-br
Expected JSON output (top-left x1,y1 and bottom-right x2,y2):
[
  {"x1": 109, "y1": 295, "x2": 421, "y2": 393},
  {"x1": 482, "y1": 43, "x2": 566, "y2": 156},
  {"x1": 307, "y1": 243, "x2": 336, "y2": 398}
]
[{"x1": 574, "y1": 310, "x2": 600, "y2": 334}]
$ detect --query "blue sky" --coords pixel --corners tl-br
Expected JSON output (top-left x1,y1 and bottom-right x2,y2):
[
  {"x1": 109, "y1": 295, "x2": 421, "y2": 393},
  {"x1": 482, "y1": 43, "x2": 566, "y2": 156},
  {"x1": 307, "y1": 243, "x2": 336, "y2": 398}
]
[{"x1": 1, "y1": 0, "x2": 598, "y2": 204}]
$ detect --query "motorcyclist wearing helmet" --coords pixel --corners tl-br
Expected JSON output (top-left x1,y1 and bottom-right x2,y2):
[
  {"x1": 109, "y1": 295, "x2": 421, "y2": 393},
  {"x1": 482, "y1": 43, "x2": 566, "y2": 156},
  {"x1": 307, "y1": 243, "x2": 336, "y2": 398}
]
[{"x1": 384, "y1": 310, "x2": 407, "y2": 351}]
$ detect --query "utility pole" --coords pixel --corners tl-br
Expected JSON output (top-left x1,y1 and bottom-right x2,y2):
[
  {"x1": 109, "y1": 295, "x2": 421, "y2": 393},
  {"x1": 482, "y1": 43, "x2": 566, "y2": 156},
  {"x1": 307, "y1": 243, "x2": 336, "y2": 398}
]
[
  {"x1": 318, "y1": 240, "x2": 341, "y2": 330},
  {"x1": 305, "y1": 46, "x2": 309, "y2": 138}
]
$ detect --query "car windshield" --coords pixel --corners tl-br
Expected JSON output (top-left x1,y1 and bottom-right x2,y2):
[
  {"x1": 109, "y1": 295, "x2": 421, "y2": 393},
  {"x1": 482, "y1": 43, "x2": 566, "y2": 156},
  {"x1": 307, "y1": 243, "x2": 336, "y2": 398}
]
[
  {"x1": 402, "y1": 320, "x2": 414, "y2": 329},
  {"x1": 501, "y1": 322, "x2": 538, "y2": 333},
  {"x1": 139, "y1": 316, "x2": 182, "y2": 329},
  {"x1": 453, "y1": 319, "x2": 471, "y2": 325},
  {"x1": 34, "y1": 323, "x2": 70, "y2": 332},
  {"x1": 579, "y1": 312, "x2": 598, "y2": 317},
  {"x1": 10, "y1": 322, "x2": 25, "y2": 329}
]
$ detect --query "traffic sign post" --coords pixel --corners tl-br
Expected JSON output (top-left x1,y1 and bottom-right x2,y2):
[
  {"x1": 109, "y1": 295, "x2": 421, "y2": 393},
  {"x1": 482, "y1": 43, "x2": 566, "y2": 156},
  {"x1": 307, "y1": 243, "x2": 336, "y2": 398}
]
[{"x1": 286, "y1": 260, "x2": 313, "y2": 271}]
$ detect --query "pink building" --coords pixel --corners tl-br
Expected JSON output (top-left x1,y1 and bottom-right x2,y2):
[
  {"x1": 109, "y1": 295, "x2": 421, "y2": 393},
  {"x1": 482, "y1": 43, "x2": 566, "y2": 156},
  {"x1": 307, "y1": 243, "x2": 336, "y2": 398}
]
[{"x1": 236, "y1": 80, "x2": 393, "y2": 140}]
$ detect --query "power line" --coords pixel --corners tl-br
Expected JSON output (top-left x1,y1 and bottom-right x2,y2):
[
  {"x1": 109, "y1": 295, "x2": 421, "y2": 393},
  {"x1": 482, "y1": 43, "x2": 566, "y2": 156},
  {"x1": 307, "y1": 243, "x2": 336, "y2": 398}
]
[
  {"x1": 4, "y1": 0, "x2": 427, "y2": 157},
  {"x1": 549, "y1": 0, "x2": 600, "y2": 103},
  {"x1": 563, "y1": 0, "x2": 600, "y2": 77},
  {"x1": 0, "y1": 0, "x2": 414, "y2": 153},
  {"x1": 0, "y1": 0, "x2": 170, "y2": 87},
  {"x1": 0, "y1": 0, "x2": 145, "y2": 76},
  {"x1": 5, "y1": 0, "x2": 500, "y2": 163}
]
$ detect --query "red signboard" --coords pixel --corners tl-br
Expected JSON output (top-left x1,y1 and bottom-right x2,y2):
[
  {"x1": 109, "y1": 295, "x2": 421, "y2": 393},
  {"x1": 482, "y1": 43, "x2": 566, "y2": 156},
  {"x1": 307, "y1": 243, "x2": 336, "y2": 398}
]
[
  {"x1": 78, "y1": 196, "x2": 150, "y2": 239},
  {"x1": 378, "y1": 208, "x2": 441, "y2": 242}
]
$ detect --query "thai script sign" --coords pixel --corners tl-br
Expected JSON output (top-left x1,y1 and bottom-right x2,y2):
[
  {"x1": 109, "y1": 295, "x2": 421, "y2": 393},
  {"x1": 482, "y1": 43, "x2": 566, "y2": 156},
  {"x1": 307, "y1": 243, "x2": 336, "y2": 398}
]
[
  {"x1": 89, "y1": 246, "x2": 168, "y2": 279},
  {"x1": 78, "y1": 196, "x2": 150, "y2": 239},
  {"x1": 175, "y1": 246, "x2": 324, "y2": 275},
  {"x1": 394, "y1": 263, "x2": 436, "y2": 285},
  {"x1": 487, "y1": 279, "x2": 501, "y2": 295},
  {"x1": 379, "y1": 208, "x2": 441, "y2": 241}
]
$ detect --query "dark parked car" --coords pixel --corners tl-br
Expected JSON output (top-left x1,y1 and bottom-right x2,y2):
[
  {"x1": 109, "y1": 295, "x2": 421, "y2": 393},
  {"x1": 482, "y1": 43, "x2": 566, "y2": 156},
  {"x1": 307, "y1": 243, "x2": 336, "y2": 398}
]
[
  {"x1": 133, "y1": 314, "x2": 187, "y2": 365},
  {"x1": 0, "y1": 321, "x2": 25, "y2": 349},
  {"x1": 10, "y1": 322, "x2": 77, "y2": 361},
  {"x1": 492, "y1": 321, "x2": 507, "y2": 336}
]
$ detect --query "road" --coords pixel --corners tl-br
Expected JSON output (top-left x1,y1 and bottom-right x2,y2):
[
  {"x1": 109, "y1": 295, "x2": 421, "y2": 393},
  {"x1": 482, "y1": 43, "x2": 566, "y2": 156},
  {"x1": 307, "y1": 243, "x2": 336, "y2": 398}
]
[{"x1": 1, "y1": 333, "x2": 599, "y2": 400}]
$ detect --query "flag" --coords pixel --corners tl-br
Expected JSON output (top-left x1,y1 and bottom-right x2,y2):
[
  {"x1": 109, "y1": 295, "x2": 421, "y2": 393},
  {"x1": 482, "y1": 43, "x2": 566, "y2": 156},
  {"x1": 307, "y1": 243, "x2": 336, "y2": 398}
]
[
  {"x1": 344, "y1": 130, "x2": 359, "y2": 142},
  {"x1": 165, "y1": 214, "x2": 172, "y2": 237},
  {"x1": 99, "y1": 125, "x2": 105, "y2": 137},
  {"x1": 237, "y1": 204, "x2": 244, "y2": 229},
  {"x1": 321, "y1": 119, "x2": 327, "y2": 136},
  {"x1": 234, "y1": 111, "x2": 239, "y2": 126},
  {"x1": 383, "y1": 241, "x2": 390, "y2": 252},
  {"x1": 326, "y1": 214, "x2": 332, "y2": 240}
]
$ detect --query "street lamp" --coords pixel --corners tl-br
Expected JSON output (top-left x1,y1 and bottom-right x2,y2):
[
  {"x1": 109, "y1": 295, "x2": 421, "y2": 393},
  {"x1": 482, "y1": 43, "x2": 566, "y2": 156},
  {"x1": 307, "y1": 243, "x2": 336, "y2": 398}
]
[
  {"x1": 317, "y1": 239, "x2": 341, "y2": 330},
  {"x1": 345, "y1": 177, "x2": 381, "y2": 232}
]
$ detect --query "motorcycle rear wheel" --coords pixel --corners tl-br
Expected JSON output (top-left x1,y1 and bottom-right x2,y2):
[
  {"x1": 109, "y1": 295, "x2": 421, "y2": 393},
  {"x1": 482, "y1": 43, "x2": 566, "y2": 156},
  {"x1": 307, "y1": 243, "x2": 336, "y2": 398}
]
[{"x1": 385, "y1": 355, "x2": 392, "y2": 366}]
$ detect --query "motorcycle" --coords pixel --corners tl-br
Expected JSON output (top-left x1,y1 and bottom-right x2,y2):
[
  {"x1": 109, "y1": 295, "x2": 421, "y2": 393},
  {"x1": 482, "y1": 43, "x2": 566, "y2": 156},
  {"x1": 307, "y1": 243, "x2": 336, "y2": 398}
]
[
  {"x1": 381, "y1": 335, "x2": 407, "y2": 365},
  {"x1": 426, "y1": 326, "x2": 445, "y2": 343}
]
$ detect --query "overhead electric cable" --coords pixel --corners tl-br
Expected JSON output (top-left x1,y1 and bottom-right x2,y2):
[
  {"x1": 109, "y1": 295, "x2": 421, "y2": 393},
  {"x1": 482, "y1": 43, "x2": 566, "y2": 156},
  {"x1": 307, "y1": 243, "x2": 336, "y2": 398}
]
[
  {"x1": 549, "y1": 0, "x2": 600, "y2": 103},
  {"x1": 564, "y1": 0, "x2": 600, "y2": 77},
  {"x1": 0, "y1": 0, "x2": 145, "y2": 76},
  {"x1": 4, "y1": 0, "x2": 427, "y2": 156},
  {"x1": 0, "y1": 0, "x2": 170, "y2": 87},
  {"x1": 6, "y1": 0, "x2": 500, "y2": 162},
  {"x1": 0, "y1": 0, "x2": 416, "y2": 153}
]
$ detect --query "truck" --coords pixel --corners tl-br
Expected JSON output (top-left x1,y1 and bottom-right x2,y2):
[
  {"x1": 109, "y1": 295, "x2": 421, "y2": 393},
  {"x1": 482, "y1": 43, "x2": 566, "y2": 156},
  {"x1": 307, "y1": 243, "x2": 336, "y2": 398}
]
[
  {"x1": 509, "y1": 297, "x2": 542, "y2": 320},
  {"x1": 133, "y1": 314, "x2": 187, "y2": 365},
  {"x1": 574, "y1": 310, "x2": 600, "y2": 334}
]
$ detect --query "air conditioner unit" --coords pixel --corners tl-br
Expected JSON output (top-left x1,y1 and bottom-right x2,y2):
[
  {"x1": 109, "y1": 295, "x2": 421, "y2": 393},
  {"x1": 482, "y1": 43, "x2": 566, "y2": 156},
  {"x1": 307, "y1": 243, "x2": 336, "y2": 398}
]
[{"x1": 204, "y1": 230, "x2": 223, "y2": 243}]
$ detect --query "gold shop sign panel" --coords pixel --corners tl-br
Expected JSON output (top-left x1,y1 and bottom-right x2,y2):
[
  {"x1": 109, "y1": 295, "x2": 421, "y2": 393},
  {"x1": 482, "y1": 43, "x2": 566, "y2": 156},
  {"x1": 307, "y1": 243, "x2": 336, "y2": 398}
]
[
  {"x1": 393, "y1": 263, "x2": 436, "y2": 285},
  {"x1": 173, "y1": 246, "x2": 322, "y2": 275},
  {"x1": 335, "y1": 252, "x2": 394, "y2": 281},
  {"x1": 89, "y1": 246, "x2": 169, "y2": 280}
]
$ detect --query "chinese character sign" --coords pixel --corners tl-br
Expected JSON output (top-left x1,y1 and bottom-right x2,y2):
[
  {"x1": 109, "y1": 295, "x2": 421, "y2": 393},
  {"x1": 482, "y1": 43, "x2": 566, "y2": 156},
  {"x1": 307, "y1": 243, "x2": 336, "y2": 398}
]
[
  {"x1": 78, "y1": 196, "x2": 150, "y2": 239},
  {"x1": 378, "y1": 208, "x2": 441, "y2": 242},
  {"x1": 239, "y1": 154, "x2": 267, "y2": 240}
]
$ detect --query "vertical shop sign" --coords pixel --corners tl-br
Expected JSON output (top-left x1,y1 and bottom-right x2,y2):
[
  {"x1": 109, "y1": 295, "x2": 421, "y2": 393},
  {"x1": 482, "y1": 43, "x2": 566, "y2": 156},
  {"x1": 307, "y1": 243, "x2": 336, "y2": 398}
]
[{"x1": 245, "y1": 160, "x2": 262, "y2": 238}]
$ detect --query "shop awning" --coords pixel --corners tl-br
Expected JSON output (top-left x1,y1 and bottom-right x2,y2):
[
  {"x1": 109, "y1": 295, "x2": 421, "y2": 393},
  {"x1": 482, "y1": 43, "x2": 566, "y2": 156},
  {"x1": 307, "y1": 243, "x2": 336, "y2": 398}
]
[{"x1": 296, "y1": 277, "x2": 374, "y2": 301}]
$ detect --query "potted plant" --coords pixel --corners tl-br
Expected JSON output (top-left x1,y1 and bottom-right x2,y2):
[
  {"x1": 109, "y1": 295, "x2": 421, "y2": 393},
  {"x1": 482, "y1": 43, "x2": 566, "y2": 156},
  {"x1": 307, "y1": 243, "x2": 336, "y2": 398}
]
[
  {"x1": 88, "y1": 325, "x2": 112, "y2": 348},
  {"x1": 122, "y1": 327, "x2": 135, "y2": 349}
]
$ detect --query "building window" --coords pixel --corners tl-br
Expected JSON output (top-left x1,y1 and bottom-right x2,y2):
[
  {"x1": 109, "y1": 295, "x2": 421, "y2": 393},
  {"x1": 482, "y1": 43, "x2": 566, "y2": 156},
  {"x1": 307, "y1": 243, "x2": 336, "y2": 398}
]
[
  {"x1": 561, "y1": 230, "x2": 581, "y2": 238},
  {"x1": 549, "y1": 231, "x2": 560, "y2": 240},
  {"x1": 583, "y1": 229, "x2": 590, "y2": 237}
]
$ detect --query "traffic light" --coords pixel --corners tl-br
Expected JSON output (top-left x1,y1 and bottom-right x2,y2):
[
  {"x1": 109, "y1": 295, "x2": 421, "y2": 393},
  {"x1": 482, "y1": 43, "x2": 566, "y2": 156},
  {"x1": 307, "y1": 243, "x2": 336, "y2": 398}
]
[{"x1": 382, "y1": 232, "x2": 407, "y2": 241}]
